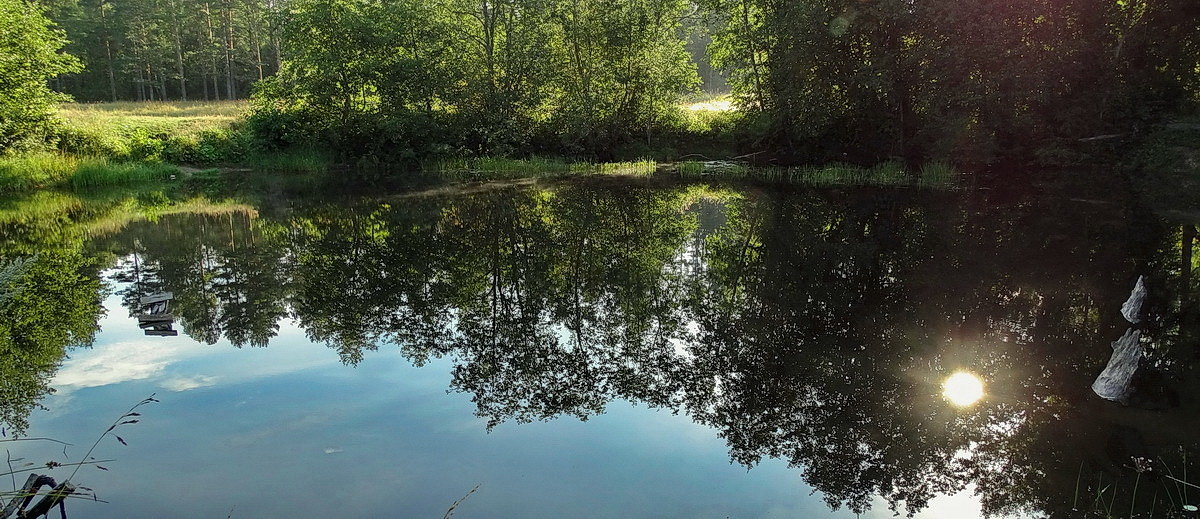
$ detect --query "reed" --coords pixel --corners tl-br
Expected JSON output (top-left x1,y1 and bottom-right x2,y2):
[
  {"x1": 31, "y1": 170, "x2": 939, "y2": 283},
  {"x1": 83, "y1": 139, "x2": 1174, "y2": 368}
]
[
  {"x1": 0, "y1": 153, "x2": 79, "y2": 193},
  {"x1": 69, "y1": 159, "x2": 178, "y2": 189},
  {"x1": 430, "y1": 157, "x2": 656, "y2": 180}
]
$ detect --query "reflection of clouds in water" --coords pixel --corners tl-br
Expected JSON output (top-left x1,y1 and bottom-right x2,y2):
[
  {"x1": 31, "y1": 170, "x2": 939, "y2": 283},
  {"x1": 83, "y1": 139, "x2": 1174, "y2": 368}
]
[
  {"x1": 52, "y1": 317, "x2": 333, "y2": 398},
  {"x1": 52, "y1": 340, "x2": 202, "y2": 394},
  {"x1": 160, "y1": 375, "x2": 219, "y2": 391},
  {"x1": 867, "y1": 487, "x2": 988, "y2": 519}
]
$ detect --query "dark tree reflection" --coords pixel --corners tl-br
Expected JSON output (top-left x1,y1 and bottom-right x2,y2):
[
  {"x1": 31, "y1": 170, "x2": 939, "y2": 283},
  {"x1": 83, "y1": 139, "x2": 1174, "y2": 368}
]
[{"x1": 79, "y1": 180, "x2": 1200, "y2": 517}]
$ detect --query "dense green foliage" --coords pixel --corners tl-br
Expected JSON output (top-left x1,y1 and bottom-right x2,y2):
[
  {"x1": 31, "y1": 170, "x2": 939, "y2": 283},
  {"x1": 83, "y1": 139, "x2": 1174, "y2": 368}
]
[
  {"x1": 249, "y1": 0, "x2": 700, "y2": 159},
  {"x1": 42, "y1": 0, "x2": 283, "y2": 101},
  {"x1": 0, "y1": 0, "x2": 80, "y2": 151},
  {"x1": 704, "y1": 0, "x2": 1200, "y2": 163},
  {"x1": 3, "y1": 0, "x2": 1198, "y2": 170},
  {"x1": 0, "y1": 251, "x2": 103, "y2": 434}
]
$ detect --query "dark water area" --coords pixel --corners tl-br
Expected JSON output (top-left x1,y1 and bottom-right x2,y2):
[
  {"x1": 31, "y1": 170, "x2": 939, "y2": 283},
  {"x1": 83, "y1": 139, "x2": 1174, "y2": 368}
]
[{"x1": 2, "y1": 176, "x2": 1199, "y2": 518}]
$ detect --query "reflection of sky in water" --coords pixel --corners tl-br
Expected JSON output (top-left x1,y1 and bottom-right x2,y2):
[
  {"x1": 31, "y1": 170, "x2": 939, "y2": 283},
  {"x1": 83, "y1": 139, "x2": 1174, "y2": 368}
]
[{"x1": 21, "y1": 290, "x2": 995, "y2": 518}]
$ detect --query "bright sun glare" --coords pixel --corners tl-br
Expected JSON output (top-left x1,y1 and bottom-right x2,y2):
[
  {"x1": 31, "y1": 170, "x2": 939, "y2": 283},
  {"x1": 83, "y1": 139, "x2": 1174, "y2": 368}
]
[{"x1": 941, "y1": 372, "x2": 985, "y2": 407}]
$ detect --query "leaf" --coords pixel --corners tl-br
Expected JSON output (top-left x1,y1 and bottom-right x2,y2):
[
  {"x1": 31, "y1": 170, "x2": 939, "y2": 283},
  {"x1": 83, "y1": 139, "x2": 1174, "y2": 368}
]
[
  {"x1": 95, "y1": 466, "x2": 108, "y2": 471},
  {"x1": 119, "y1": 420, "x2": 139, "y2": 425},
  {"x1": 115, "y1": 436, "x2": 127, "y2": 446}
]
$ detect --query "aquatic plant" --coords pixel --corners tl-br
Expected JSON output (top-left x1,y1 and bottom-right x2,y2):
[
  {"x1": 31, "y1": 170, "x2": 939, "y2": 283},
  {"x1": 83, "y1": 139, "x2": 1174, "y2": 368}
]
[{"x1": 1, "y1": 395, "x2": 156, "y2": 517}]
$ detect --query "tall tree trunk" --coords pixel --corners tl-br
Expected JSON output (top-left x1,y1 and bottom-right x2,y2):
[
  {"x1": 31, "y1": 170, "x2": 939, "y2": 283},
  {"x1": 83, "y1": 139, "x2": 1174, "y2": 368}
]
[
  {"x1": 740, "y1": 0, "x2": 766, "y2": 109},
  {"x1": 105, "y1": 38, "x2": 118, "y2": 101},
  {"x1": 250, "y1": 15, "x2": 264, "y2": 80},
  {"x1": 204, "y1": 2, "x2": 222, "y2": 100},
  {"x1": 1184, "y1": 224, "x2": 1195, "y2": 298},
  {"x1": 173, "y1": 4, "x2": 188, "y2": 101},
  {"x1": 265, "y1": 0, "x2": 282, "y2": 73},
  {"x1": 224, "y1": 0, "x2": 237, "y2": 99},
  {"x1": 97, "y1": 3, "x2": 119, "y2": 101}
]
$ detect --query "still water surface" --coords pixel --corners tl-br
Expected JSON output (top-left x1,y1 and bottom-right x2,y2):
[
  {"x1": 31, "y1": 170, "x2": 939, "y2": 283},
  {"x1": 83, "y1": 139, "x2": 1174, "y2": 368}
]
[{"x1": 2, "y1": 177, "x2": 1198, "y2": 518}]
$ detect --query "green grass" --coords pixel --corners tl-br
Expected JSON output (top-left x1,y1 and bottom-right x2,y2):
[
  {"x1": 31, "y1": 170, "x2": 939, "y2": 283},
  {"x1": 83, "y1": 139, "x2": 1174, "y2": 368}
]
[
  {"x1": 55, "y1": 101, "x2": 251, "y2": 163},
  {"x1": 1, "y1": 152, "x2": 186, "y2": 193},
  {"x1": 59, "y1": 101, "x2": 247, "y2": 136},
  {"x1": 676, "y1": 160, "x2": 959, "y2": 188},
  {"x1": 69, "y1": 159, "x2": 179, "y2": 189},
  {"x1": 918, "y1": 161, "x2": 957, "y2": 186},
  {"x1": 247, "y1": 149, "x2": 330, "y2": 174},
  {"x1": 0, "y1": 153, "x2": 79, "y2": 193}
]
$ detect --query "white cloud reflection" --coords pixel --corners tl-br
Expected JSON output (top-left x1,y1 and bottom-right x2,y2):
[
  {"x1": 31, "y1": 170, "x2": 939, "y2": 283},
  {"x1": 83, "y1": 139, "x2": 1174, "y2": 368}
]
[
  {"x1": 51, "y1": 315, "x2": 331, "y2": 397},
  {"x1": 52, "y1": 340, "x2": 202, "y2": 394}
]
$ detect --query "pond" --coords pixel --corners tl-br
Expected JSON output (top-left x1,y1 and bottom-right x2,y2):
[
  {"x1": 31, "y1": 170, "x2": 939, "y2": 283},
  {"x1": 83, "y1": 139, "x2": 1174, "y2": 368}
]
[{"x1": 2, "y1": 175, "x2": 1198, "y2": 518}]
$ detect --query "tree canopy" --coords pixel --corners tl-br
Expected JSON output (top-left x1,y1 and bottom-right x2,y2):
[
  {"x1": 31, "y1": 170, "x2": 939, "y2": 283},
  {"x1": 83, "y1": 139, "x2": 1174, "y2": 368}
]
[{"x1": 0, "y1": 0, "x2": 80, "y2": 151}]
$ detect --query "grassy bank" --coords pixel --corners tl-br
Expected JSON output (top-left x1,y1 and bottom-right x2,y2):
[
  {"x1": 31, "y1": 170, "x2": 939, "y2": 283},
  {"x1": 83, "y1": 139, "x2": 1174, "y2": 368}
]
[
  {"x1": 54, "y1": 100, "x2": 255, "y2": 164},
  {"x1": 2, "y1": 100, "x2": 960, "y2": 195},
  {"x1": 0, "y1": 153, "x2": 180, "y2": 193}
]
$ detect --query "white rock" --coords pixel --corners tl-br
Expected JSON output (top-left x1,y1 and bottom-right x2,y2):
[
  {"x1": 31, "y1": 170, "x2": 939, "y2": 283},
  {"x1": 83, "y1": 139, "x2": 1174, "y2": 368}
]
[
  {"x1": 1121, "y1": 276, "x2": 1147, "y2": 324},
  {"x1": 1092, "y1": 328, "x2": 1144, "y2": 402}
]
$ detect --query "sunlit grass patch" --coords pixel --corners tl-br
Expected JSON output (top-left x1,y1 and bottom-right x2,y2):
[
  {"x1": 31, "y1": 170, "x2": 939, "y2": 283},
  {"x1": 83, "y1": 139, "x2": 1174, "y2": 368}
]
[
  {"x1": 59, "y1": 101, "x2": 248, "y2": 136},
  {"x1": 588, "y1": 161, "x2": 656, "y2": 176},
  {"x1": 681, "y1": 92, "x2": 736, "y2": 111},
  {"x1": 0, "y1": 153, "x2": 79, "y2": 193},
  {"x1": 678, "y1": 160, "x2": 749, "y2": 177},
  {"x1": 56, "y1": 101, "x2": 252, "y2": 164},
  {"x1": 69, "y1": 159, "x2": 179, "y2": 189}
]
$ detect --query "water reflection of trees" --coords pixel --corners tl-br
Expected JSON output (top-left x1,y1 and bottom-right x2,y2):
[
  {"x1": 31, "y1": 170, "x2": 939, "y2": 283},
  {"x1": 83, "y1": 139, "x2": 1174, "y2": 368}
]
[{"x1": 49, "y1": 182, "x2": 1200, "y2": 516}]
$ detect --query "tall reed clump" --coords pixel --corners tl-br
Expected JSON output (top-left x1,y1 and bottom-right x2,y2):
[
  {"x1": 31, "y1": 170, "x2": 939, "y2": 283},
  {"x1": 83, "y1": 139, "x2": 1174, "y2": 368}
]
[
  {"x1": 590, "y1": 160, "x2": 656, "y2": 176},
  {"x1": 677, "y1": 161, "x2": 751, "y2": 179},
  {"x1": 247, "y1": 149, "x2": 330, "y2": 174},
  {"x1": 0, "y1": 153, "x2": 79, "y2": 193},
  {"x1": 430, "y1": 157, "x2": 656, "y2": 180},
  {"x1": 918, "y1": 161, "x2": 957, "y2": 186},
  {"x1": 69, "y1": 159, "x2": 179, "y2": 189}
]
